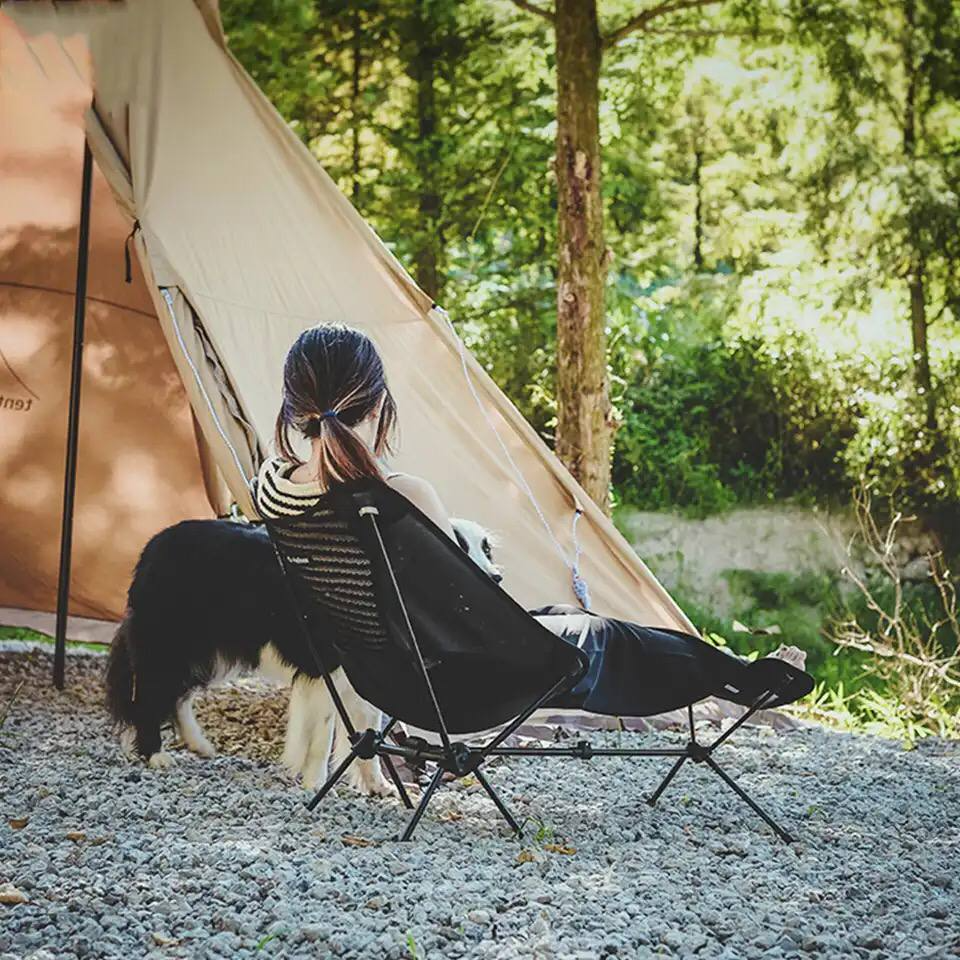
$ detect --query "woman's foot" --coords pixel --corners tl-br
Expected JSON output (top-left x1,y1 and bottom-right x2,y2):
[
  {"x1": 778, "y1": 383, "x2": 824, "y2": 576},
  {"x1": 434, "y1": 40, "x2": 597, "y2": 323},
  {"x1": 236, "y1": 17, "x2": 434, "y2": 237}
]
[{"x1": 767, "y1": 644, "x2": 806, "y2": 670}]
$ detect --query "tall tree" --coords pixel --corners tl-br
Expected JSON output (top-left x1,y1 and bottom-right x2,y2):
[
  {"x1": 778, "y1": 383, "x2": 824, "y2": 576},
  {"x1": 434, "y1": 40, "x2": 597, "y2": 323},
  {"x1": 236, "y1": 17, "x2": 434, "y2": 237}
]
[
  {"x1": 507, "y1": 0, "x2": 728, "y2": 513},
  {"x1": 554, "y1": 0, "x2": 609, "y2": 506},
  {"x1": 795, "y1": 0, "x2": 960, "y2": 434},
  {"x1": 400, "y1": 0, "x2": 448, "y2": 299}
]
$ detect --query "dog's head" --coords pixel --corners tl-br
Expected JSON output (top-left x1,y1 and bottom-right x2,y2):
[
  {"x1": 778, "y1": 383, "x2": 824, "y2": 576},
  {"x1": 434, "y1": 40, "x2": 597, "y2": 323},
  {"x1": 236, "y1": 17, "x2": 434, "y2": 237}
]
[{"x1": 450, "y1": 518, "x2": 502, "y2": 584}]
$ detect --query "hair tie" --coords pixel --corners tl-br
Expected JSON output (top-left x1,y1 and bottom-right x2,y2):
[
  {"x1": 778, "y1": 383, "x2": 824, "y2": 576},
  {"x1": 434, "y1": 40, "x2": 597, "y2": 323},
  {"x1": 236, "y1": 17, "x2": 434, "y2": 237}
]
[{"x1": 304, "y1": 409, "x2": 339, "y2": 424}]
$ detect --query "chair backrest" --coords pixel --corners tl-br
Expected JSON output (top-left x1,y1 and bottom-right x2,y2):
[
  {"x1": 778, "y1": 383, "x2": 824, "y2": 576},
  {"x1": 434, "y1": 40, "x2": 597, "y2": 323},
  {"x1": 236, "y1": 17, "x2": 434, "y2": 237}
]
[{"x1": 265, "y1": 478, "x2": 587, "y2": 734}]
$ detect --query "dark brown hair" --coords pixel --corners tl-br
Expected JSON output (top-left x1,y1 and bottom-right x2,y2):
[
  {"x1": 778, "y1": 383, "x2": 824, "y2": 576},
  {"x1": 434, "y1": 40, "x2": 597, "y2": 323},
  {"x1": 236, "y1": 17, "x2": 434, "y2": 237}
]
[{"x1": 274, "y1": 324, "x2": 397, "y2": 486}]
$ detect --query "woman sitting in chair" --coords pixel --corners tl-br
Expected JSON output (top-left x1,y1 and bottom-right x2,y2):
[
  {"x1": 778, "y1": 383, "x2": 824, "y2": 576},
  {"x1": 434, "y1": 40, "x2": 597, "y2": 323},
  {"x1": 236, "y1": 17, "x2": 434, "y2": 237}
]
[{"x1": 258, "y1": 323, "x2": 805, "y2": 718}]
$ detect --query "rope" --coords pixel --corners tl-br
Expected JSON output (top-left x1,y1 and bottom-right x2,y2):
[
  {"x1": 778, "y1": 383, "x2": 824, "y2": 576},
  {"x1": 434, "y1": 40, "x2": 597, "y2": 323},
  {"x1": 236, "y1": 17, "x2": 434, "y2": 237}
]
[
  {"x1": 570, "y1": 508, "x2": 592, "y2": 610},
  {"x1": 435, "y1": 305, "x2": 592, "y2": 610}
]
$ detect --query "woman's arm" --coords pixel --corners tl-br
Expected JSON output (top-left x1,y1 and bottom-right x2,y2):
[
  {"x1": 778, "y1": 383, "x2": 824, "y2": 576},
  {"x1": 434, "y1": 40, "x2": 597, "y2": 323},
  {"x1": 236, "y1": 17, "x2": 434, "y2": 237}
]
[{"x1": 386, "y1": 472, "x2": 457, "y2": 541}]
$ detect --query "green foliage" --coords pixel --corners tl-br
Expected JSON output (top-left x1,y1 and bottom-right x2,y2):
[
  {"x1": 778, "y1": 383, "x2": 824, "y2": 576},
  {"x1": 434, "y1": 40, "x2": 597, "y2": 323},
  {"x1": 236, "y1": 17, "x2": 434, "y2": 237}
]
[
  {"x1": 611, "y1": 297, "x2": 857, "y2": 514},
  {"x1": 677, "y1": 564, "x2": 956, "y2": 730},
  {"x1": 0, "y1": 626, "x2": 111, "y2": 652},
  {"x1": 808, "y1": 678, "x2": 959, "y2": 743},
  {"x1": 217, "y1": 2, "x2": 960, "y2": 735},
  {"x1": 405, "y1": 931, "x2": 420, "y2": 960},
  {"x1": 256, "y1": 932, "x2": 281, "y2": 951},
  {"x1": 842, "y1": 354, "x2": 960, "y2": 532}
]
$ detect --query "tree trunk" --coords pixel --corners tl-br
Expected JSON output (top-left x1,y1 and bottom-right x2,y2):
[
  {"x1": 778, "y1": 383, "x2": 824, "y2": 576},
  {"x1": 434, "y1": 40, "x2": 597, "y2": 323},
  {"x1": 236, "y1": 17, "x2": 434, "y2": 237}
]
[
  {"x1": 693, "y1": 141, "x2": 704, "y2": 271},
  {"x1": 411, "y1": 0, "x2": 442, "y2": 301},
  {"x1": 903, "y1": 0, "x2": 935, "y2": 431},
  {"x1": 909, "y1": 259, "x2": 936, "y2": 430},
  {"x1": 554, "y1": 0, "x2": 612, "y2": 512}
]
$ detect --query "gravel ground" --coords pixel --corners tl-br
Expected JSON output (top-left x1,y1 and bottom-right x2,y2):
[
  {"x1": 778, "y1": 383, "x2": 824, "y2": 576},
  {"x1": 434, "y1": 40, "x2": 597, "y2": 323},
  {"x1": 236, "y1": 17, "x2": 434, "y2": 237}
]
[{"x1": 2, "y1": 649, "x2": 959, "y2": 960}]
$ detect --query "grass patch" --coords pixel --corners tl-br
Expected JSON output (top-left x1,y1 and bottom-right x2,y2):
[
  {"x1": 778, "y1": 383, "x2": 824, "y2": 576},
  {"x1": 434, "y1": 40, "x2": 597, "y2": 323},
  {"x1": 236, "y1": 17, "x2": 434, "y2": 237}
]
[{"x1": 0, "y1": 625, "x2": 109, "y2": 654}]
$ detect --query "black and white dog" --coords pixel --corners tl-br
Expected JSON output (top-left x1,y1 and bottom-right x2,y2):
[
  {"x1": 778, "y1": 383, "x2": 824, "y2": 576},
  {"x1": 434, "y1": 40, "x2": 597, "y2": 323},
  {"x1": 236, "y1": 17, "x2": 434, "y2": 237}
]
[{"x1": 105, "y1": 515, "x2": 500, "y2": 793}]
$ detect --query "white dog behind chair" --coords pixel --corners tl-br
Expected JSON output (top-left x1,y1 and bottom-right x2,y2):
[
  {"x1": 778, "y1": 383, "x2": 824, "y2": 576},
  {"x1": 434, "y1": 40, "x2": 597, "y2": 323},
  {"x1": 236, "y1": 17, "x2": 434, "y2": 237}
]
[{"x1": 260, "y1": 649, "x2": 393, "y2": 796}]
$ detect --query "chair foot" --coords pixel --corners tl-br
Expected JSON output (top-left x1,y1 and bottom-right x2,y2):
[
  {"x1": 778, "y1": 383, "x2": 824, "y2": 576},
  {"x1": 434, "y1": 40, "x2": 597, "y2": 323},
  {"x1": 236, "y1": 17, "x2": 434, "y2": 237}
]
[
  {"x1": 704, "y1": 755, "x2": 795, "y2": 843},
  {"x1": 474, "y1": 767, "x2": 522, "y2": 837},
  {"x1": 399, "y1": 765, "x2": 444, "y2": 841},
  {"x1": 382, "y1": 754, "x2": 414, "y2": 810},
  {"x1": 306, "y1": 750, "x2": 356, "y2": 811},
  {"x1": 647, "y1": 756, "x2": 687, "y2": 807}
]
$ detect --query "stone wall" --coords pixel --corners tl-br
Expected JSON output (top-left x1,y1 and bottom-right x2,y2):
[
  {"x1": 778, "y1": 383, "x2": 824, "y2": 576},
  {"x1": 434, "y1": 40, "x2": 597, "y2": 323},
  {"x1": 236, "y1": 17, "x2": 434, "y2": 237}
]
[{"x1": 617, "y1": 505, "x2": 936, "y2": 617}]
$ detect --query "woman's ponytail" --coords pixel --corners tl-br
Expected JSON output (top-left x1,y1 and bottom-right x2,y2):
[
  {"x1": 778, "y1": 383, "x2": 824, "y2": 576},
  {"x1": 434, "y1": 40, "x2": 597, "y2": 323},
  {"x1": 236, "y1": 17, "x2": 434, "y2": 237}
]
[{"x1": 274, "y1": 325, "x2": 397, "y2": 487}]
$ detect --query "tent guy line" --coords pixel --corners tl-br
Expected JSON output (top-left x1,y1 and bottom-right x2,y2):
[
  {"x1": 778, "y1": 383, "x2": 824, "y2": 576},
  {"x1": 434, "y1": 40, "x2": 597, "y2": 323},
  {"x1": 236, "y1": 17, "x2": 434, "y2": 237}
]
[
  {"x1": 438, "y1": 304, "x2": 593, "y2": 610},
  {"x1": 0, "y1": 341, "x2": 40, "y2": 400}
]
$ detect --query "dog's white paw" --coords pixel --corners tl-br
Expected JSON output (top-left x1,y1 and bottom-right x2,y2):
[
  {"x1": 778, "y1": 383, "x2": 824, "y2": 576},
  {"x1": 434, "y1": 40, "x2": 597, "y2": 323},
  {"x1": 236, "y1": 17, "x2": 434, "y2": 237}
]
[
  {"x1": 147, "y1": 751, "x2": 176, "y2": 770},
  {"x1": 119, "y1": 729, "x2": 137, "y2": 759},
  {"x1": 344, "y1": 759, "x2": 396, "y2": 798},
  {"x1": 188, "y1": 738, "x2": 217, "y2": 759}
]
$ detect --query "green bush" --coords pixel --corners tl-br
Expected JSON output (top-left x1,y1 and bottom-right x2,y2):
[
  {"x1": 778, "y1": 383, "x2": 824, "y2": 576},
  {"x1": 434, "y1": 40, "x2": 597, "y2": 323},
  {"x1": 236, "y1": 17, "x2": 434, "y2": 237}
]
[
  {"x1": 843, "y1": 354, "x2": 960, "y2": 546},
  {"x1": 675, "y1": 566, "x2": 955, "y2": 716},
  {"x1": 606, "y1": 288, "x2": 960, "y2": 530},
  {"x1": 612, "y1": 325, "x2": 857, "y2": 514}
]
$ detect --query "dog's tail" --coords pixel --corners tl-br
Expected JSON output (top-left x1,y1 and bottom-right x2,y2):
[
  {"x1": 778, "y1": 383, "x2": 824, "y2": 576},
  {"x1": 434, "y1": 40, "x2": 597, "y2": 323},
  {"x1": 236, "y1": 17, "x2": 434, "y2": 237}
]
[{"x1": 105, "y1": 617, "x2": 137, "y2": 726}]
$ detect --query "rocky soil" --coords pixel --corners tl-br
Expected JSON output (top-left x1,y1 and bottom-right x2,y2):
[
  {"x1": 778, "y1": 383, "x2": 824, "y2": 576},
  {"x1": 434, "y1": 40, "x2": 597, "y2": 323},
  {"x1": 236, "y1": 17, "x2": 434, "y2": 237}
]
[{"x1": 2, "y1": 649, "x2": 958, "y2": 959}]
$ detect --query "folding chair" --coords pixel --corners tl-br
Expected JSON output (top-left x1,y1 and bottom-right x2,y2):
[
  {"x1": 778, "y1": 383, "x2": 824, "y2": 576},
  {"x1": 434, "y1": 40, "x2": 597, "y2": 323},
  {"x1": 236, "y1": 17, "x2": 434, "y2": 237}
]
[
  {"x1": 265, "y1": 479, "x2": 589, "y2": 841},
  {"x1": 266, "y1": 479, "x2": 814, "y2": 843}
]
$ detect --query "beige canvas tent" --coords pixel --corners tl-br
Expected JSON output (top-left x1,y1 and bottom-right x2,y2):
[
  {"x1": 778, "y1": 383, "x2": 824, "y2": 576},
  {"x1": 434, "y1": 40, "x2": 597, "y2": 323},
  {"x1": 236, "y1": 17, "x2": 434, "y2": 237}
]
[{"x1": 0, "y1": 0, "x2": 693, "y2": 685}]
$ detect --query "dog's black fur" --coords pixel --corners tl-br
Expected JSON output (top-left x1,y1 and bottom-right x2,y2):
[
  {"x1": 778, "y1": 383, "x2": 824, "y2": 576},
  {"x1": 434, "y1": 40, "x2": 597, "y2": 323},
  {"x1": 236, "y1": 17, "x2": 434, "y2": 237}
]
[{"x1": 105, "y1": 520, "x2": 337, "y2": 758}]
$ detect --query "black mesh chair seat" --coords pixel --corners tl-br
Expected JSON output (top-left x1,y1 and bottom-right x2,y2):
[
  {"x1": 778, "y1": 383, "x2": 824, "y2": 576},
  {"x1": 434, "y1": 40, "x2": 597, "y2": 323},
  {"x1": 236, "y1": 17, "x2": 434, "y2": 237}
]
[{"x1": 266, "y1": 479, "x2": 588, "y2": 734}]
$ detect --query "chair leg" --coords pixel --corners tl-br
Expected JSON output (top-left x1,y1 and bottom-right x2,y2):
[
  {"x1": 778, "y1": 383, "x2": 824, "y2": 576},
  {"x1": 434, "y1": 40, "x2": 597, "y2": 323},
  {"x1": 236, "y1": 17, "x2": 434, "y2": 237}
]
[
  {"x1": 704, "y1": 755, "x2": 795, "y2": 844},
  {"x1": 473, "y1": 767, "x2": 522, "y2": 837},
  {"x1": 646, "y1": 756, "x2": 687, "y2": 807},
  {"x1": 382, "y1": 754, "x2": 414, "y2": 809},
  {"x1": 399, "y1": 765, "x2": 444, "y2": 842},
  {"x1": 306, "y1": 750, "x2": 357, "y2": 812}
]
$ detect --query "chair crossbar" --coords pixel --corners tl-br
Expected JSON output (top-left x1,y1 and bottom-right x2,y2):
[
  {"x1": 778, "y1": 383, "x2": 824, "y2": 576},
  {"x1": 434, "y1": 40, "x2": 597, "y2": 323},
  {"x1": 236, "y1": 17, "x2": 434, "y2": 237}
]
[{"x1": 489, "y1": 745, "x2": 688, "y2": 758}]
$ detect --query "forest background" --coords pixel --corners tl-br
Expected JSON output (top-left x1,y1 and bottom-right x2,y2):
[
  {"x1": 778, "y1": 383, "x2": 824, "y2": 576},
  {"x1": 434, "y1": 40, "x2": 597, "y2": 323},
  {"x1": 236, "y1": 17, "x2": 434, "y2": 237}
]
[{"x1": 216, "y1": 0, "x2": 960, "y2": 739}]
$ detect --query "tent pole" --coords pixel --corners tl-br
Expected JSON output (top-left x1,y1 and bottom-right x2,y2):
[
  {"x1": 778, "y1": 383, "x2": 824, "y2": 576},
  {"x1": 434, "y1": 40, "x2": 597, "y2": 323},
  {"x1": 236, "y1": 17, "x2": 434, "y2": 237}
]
[{"x1": 53, "y1": 139, "x2": 94, "y2": 690}]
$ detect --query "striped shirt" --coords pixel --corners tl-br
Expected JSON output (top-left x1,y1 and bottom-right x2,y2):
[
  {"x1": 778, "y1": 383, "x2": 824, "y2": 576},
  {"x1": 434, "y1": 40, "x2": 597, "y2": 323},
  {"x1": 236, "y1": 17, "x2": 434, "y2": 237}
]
[
  {"x1": 255, "y1": 456, "x2": 387, "y2": 642},
  {"x1": 255, "y1": 457, "x2": 328, "y2": 519},
  {"x1": 256, "y1": 458, "x2": 587, "y2": 646}
]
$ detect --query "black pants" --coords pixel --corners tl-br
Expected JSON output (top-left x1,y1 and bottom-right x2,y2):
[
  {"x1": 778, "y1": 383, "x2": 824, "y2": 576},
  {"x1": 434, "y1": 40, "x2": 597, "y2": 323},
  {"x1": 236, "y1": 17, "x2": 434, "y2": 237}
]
[{"x1": 531, "y1": 605, "x2": 716, "y2": 717}]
